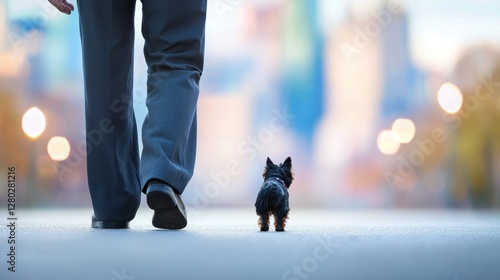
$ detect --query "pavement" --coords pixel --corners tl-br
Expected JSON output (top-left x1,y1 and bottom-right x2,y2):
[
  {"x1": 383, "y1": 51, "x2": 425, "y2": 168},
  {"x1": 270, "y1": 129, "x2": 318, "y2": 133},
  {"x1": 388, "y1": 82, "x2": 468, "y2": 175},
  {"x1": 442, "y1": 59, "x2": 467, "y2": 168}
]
[{"x1": 0, "y1": 208, "x2": 499, "y2": 280}]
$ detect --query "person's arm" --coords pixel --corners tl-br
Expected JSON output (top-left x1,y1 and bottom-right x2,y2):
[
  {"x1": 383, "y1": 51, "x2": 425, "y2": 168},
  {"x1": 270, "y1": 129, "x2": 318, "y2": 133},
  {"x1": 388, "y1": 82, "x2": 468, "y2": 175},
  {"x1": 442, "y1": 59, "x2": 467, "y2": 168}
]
[{"x1": 48, "y1": 0, "x2": 74, "y2": 15}]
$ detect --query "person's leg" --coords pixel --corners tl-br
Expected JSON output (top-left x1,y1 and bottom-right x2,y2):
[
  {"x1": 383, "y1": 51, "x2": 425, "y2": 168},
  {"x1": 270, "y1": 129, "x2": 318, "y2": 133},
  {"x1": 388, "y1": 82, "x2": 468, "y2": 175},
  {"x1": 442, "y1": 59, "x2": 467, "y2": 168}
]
[
  {"x1": 77, "y1": 0, "x2": 141, "y2": 223},
  {"x1": 140, "y1": 0, "x2": 207, "y2": 194}
]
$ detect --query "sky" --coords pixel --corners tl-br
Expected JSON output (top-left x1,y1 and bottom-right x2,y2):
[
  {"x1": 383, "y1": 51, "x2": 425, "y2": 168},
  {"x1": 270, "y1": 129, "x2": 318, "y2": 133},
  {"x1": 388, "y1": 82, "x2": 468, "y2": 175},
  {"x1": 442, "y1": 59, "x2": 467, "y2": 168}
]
[
  {"x1": 319, "y1": 0, "x2": 500, "y2": 73},
  {"x1": 6, "y1": 0, "x2": 500, "y2": 74}
]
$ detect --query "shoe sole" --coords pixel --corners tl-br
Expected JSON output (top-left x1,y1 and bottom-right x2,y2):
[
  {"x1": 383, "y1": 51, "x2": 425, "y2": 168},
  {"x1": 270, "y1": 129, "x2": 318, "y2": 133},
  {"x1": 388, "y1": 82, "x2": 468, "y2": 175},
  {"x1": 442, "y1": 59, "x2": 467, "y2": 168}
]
[
  {"x1": 91, "y1": 220, "x2": 129, "y2": 229},
  {"x1": 147, "y1": 185, "x2": 187, "y2": 230}
]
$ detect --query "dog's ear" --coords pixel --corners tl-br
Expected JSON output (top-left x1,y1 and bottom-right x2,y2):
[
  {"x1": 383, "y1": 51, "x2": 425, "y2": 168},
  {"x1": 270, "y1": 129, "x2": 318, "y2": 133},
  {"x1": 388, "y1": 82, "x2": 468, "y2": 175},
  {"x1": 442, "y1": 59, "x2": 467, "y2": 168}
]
[
  {"x1": 266, "y1": 157, "x2": 274, "y2": 167},
  {"x1": 282, "y1": 157, "x2": 292, "y2": 168}
]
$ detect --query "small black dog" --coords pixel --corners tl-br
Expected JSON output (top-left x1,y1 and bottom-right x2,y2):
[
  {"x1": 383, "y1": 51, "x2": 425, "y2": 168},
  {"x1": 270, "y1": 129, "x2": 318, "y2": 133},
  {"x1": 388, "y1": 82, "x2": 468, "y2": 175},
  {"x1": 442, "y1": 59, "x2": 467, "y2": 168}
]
[{"x1": 255, "y1": 157, "x2": 293, "y2": 231}]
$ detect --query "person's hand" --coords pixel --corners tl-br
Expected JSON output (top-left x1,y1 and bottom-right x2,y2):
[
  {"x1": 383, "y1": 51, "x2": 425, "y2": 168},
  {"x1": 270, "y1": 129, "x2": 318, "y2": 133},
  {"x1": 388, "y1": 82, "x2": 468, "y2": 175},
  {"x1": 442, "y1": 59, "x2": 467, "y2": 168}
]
[{"x1": 48, "y1": 0, "x2": 74, "y2": 15}]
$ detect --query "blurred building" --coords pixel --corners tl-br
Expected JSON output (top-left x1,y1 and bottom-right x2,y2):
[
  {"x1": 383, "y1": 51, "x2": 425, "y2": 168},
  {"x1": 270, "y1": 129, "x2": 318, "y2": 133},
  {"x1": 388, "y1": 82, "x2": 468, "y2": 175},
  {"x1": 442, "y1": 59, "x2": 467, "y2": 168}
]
[
  {"x1": 1, "y1": 0, "x2": 500, "y2": 209},
  {"x1": 313, "y1": 3, "x2": 386, "y2": 207},
  {"x1": 378, "y1": 7, "x2": 425, "y2": 120},
  {"x1": 281, "y1": 0, "x2": 324, "y2": 148}
]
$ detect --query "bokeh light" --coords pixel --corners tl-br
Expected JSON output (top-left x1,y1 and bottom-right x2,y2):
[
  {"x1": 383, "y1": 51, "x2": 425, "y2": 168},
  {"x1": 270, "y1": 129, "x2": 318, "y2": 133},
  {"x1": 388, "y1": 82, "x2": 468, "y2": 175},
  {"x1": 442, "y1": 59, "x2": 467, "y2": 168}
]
[
  {"x1": 3, "y1": 0, "x2": 500, "y2": 211},
  {"x1": 437, "y1": 82, "x2": 463, "y2": 114},
  {"x1": 391, "y1": 118, "x2": 416, "y2": 143},
  {"x1": 47, "y1": 136, "x2": 71, "y2": 161},
  {"x1": 22, "y1": 107, "x2": 46, "y2": 139},
  {"x1": 377, "y1": 130, "x2": 401, "y2": 155}
]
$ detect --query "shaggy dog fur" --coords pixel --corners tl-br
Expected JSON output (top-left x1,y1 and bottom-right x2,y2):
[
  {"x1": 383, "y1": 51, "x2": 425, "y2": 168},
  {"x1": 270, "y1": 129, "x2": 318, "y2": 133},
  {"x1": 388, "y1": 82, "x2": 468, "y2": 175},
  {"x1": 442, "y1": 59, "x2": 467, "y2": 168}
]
[{"x1": 255, "y1": 157, "x2": 293, "y2": 231}]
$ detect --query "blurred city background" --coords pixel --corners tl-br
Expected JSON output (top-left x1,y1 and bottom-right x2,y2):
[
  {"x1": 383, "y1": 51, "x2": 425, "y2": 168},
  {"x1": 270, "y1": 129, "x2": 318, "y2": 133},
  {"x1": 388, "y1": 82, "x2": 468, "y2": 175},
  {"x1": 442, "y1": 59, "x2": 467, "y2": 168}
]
[{"x1": 1, "y1": 0, "x2": 500, "y2": 210}]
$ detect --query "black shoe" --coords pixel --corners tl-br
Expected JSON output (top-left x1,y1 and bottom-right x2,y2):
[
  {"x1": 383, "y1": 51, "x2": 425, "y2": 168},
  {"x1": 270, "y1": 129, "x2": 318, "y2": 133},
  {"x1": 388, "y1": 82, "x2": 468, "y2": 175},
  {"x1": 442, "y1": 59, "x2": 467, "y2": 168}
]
[
  {"x1": 146, "y1": 181, "x2": 187, "y2": 229},
  {"x1": 91, "y1": 215, "x2": 129, "y2": 229}
]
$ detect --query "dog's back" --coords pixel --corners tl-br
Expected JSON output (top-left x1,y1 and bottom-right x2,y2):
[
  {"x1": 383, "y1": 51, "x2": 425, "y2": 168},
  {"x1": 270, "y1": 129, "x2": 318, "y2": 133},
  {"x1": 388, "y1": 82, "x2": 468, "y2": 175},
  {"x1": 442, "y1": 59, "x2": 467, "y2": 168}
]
[{"x1": 255, "y1": 179, "x2": 289, "y2": 215}]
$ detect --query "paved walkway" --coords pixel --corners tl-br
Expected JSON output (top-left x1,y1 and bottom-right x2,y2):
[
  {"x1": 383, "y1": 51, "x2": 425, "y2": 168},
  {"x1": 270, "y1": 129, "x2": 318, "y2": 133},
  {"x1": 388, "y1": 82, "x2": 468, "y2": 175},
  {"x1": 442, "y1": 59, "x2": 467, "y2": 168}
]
[{"x1": 1, "y1": 208, "x2": 499, "y2": 280}]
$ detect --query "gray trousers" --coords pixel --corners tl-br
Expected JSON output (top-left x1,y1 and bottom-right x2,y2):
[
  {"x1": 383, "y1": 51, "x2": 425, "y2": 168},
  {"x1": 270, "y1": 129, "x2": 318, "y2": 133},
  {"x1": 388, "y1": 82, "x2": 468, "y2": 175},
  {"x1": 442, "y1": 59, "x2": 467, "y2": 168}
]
[{"x1": 77, "y1": 0, "x2": 206, "y2": 222}]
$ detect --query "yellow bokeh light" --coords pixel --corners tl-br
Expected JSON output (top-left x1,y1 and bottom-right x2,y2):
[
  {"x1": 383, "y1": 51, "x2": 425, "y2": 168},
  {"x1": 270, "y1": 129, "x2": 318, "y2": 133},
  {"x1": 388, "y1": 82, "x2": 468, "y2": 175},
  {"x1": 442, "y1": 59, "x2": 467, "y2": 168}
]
[
  {"x1": 377, "y1": 130, "x2": 400, "y2": 155},
  {"x1": 22, "y1": 107, "x2": 46, "y2": 139},
  {"x1": 391, "y1": 118, "x2": 416, "y2": 143},
  {"x1": 47, "y1": 137, "x2": 71, "y2": 161},
  {"x1": 437, "y1": 82, "x2": 463, "y2": 114}
]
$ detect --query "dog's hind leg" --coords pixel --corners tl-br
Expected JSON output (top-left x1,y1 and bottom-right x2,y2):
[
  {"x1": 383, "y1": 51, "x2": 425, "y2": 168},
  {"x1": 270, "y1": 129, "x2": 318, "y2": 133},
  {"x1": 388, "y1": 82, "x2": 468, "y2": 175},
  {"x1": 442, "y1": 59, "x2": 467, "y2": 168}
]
[
  {"x1": 258, "y1": 212, "x2": 270, "y2": 231},
  {"x1": 274, "y1": 210, "x2": 289, "y2": 232}
]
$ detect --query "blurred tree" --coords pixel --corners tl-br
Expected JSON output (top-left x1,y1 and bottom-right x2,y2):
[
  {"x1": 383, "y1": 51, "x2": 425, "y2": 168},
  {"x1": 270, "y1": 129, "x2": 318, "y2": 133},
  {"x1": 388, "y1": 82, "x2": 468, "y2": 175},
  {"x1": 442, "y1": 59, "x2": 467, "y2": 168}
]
[
  {"x1": 450, "y1": 46, "x2": 500, "y2": 208},
  {"x1": 0, "y1": 87, "x2": 28, "y2": 204}
]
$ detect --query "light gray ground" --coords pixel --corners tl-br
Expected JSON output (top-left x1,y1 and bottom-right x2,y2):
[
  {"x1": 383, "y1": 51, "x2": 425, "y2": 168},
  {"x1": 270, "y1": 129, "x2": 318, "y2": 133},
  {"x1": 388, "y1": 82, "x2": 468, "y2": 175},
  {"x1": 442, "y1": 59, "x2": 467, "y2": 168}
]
[{"x1": 0, "y1": 209, "x2": 499, "y2": 280}]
